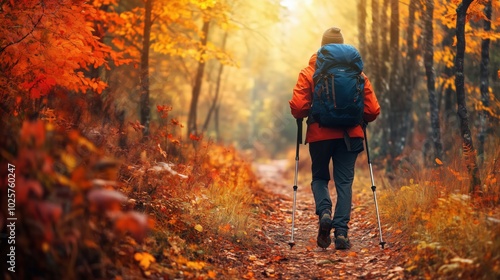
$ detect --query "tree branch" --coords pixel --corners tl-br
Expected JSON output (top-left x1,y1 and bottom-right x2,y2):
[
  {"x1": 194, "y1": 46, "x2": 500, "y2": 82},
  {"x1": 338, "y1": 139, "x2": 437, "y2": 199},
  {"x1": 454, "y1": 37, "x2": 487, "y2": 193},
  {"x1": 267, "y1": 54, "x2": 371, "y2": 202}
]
[{"x1": 0, "y1": 13, "x2": 43, "y2": 54}]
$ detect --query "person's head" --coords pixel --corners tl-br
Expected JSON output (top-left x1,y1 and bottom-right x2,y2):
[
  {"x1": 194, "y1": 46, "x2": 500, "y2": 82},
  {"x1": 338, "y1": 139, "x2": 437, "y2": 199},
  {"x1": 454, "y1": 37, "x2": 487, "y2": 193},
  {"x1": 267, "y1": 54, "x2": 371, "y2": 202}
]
[{"x1": 321, "y1": 27, "x2": 344, "y2": 46}]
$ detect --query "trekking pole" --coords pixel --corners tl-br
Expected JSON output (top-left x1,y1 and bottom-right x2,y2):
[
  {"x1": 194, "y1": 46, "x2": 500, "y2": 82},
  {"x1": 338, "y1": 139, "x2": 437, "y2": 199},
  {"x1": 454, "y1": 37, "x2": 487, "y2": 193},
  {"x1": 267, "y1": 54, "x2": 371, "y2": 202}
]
[
  {"x1": 288, "y1": 118, "x2": 303, "y2": 249},
  {"x1": 362, "y1": 123, "x2": 386, "y2": 249}
]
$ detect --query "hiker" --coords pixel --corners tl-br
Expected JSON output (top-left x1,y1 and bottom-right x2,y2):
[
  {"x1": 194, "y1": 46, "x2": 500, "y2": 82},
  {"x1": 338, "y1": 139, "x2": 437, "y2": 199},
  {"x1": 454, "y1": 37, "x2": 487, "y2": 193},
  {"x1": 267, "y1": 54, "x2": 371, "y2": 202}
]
[{"x1": 289, "y1": 27, "x2": 381, "y2": 250}]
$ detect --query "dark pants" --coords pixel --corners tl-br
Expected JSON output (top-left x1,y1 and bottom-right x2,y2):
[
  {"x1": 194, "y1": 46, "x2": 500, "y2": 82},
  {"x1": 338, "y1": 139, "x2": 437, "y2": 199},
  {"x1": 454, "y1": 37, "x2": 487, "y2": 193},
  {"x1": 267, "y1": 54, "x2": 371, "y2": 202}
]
[{"x1": 309, "y1": 138, "x2": 364, "y2": 235}]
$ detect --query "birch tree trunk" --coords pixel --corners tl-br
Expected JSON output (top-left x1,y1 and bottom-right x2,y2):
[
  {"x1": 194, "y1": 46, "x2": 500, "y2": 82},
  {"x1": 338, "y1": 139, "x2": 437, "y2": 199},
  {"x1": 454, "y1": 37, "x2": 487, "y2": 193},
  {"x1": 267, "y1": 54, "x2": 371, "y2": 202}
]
[{"x1": 455, "y1": 0, "x2": 481, "y2": 194}]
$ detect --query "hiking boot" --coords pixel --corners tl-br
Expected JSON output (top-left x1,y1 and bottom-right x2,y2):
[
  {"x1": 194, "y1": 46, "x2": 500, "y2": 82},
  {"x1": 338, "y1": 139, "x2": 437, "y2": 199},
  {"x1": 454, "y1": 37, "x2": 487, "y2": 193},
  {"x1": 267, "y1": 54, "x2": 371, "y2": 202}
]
[
  {"x1": 334, "y1": 233, "x2": 350, "y2": 250},
  {"x1": 317, "y1": 211, "x2": 332, "y2": 248}
]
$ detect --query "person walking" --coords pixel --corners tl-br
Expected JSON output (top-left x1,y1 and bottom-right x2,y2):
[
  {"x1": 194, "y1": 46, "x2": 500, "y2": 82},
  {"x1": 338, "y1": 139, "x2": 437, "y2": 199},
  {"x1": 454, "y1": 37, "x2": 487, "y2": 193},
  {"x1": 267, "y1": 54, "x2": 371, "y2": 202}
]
[{"x1": 289, "y1": 27, "x2": 381, "y2": 249}]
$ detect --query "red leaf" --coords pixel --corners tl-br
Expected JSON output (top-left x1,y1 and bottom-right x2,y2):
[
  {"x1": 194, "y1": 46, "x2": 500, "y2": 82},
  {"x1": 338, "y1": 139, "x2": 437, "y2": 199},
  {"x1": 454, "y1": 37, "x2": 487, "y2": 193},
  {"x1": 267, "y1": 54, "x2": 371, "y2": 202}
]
[
  {"x1": 114, "y1": 211, "x2": 154, "y2": 242},
  {"x1": 17, "y1": 178, "x2": 44, "y2": 204},
  {"x1": 189, "y1": 133, "x2": 202, "y2": 141},
  {"x1": 32, "y1": 201, "x2": 62, "y2": 224}
]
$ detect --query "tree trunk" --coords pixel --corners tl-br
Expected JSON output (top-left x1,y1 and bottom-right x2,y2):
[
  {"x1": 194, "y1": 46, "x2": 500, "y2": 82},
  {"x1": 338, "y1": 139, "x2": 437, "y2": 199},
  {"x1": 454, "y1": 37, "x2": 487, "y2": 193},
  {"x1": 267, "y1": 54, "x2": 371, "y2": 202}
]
[
  {"x1": 357, "y1": 0, "x2": 367, "y2": 60},
  {"x1": 379, "y1": 0, "x2": 390, "y2": 157},
  {"x1": 401, "y1": 0, "x2": 419, "y2": 148},
  {"x1": 424, "y1": 0, "x2": 443, "y2": 163},
  {"x1": 455, "y1": 0, "x2": 481, "y2": 194},
  {"x1": 380, "y1": 0, "x2": 390, "y2": 91},
  {"x1": 370, "y1": 0, "x2": 380, "y2": 92},
  {"x1": 215, "y1": 104, "x2": 221, "y2": 143},
  {"x1": 388, "y1": 0, "x2": 403, "y2": 158},
  {"x1": 202, "y1": 31, "x2": 228, "y2": 133},
  {"x1": 140, "y1": 0, "x2": 152, "y2": 138},
  {"x1": 478, "y1": 0, "x2": 492, "y2": 164},
  {"x1": 442, "y1": 26, "x2": 457, "y2": 154},
  {"x1": 187, "y1": 20, "x2": 210, "y2": 138}
]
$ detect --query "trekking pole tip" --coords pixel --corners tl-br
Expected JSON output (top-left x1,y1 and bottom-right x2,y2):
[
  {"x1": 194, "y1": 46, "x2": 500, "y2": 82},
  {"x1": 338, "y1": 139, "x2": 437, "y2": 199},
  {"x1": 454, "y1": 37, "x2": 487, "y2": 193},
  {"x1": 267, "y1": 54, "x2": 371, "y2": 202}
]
[
  {"x1": 287, "y1": 240, "x2": 296, "y2": 249},
  {"x1": 380, "y1": 241, "x2": 386, "y2": 249}
]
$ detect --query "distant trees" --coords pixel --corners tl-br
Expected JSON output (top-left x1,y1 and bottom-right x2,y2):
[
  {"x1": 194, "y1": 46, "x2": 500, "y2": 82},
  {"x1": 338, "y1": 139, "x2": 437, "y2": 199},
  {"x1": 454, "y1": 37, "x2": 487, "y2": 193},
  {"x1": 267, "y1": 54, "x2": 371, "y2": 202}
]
[{"x1": 358, "y1": 0, "x2": 498, "y2": 169}]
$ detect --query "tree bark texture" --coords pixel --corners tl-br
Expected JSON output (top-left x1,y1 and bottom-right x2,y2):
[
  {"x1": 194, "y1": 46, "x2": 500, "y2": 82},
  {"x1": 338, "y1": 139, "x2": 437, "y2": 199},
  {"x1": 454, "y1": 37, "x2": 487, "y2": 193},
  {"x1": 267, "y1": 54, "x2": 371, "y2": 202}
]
[
  {"x1": 424, "y1": 0, "x2": 444, "y2": 162},
  {"x1": 455, "y1": 0, "x2": 481, "y2": 194},
  {"x1": 187, "y1": 20, "x2": 210, "y2": 138},
  {"x1": 401, "y1": 0, "x2": 419, "y2": 148},
  {"x1": 140, "y1": 0, "x2": 152, "y2": 138},
  {"x1": 379, "y1": 0, "x2": 390, "y2": 158},
  {"x1": 379, "y1": 0, "x2": 390, "y2": 93},
  {"x1": 388, "y1": 0, "x2": 405, "y2": 158},
  {"x1": 478, "y1": 0, "x2": 492, "y2": 164}
]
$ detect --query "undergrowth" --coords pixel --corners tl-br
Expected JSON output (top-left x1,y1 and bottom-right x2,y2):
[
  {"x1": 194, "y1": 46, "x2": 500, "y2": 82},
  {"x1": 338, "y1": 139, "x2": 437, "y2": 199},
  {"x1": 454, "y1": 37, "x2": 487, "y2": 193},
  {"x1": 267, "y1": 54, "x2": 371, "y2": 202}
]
[
  {"x1": 381, "y1": 141, "x2": 500, "y2": 279},
  {"x1": 0, "y1": 104, "x2": 261, "y2": 279}
]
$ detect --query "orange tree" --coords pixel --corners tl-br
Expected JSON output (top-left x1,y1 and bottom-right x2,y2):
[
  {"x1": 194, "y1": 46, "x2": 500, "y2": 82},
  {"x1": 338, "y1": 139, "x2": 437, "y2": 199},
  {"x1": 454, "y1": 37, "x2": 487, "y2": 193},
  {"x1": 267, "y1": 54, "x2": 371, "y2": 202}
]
[
  {"x1": 111, "y1": 0, "x2": 234, "y2": 138},
  {"x1": 0, "y1": 0, "x2": 129, "y2": 117}
]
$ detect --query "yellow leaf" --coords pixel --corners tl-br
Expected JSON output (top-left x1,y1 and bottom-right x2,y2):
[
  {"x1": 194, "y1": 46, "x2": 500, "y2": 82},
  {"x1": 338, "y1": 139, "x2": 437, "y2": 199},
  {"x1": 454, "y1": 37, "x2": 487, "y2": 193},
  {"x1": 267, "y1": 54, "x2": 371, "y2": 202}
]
[
  {"x1": 194, "y1": 224, "x2": 203, "y2": 232},
  {"x1": 400, "y1": 186, "x2": 412, "y2": 192},
  {"x1": 186, "y1": 261, "x2": 205, "y2": 270},
  {"x1": 248, "y1": 255, "x2": 257, "y2": 261},
  {"x1": 61, "y1": 152, "x2": 77, "y2": 171},
  {"x1": 134, "y1": 252, "x2": 155, "y2": 270}
]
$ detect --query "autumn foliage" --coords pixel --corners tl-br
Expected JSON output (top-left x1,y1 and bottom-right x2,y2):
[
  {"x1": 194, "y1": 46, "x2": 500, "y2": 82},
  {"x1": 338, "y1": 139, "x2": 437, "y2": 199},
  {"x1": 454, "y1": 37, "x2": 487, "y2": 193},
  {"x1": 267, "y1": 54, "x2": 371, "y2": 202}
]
[{"x1": 1, "y1": 0, "x2": 500, "y2": 279}]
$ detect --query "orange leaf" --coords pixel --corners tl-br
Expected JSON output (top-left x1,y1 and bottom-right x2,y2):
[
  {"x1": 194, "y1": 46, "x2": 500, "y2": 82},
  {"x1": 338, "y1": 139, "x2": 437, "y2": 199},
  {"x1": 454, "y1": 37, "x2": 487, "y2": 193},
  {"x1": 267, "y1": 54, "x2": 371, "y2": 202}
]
[
  {"x1": 134, "y1": 252, "x2": 155, "y2": 270},
  {"x1": 435, "y1": 158, "x2": 443, "y2": 165},
  {"x1": 186, "y1": 261, "x2": 206, "y2": 270},
  {"x1": 207, "y1": 270, "x2": 217, "y2": 279}
]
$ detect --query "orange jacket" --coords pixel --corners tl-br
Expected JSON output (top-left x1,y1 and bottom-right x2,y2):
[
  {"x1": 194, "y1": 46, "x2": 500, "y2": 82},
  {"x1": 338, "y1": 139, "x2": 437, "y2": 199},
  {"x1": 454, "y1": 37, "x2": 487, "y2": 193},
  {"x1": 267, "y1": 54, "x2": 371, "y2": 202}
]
[{"x1": 289, "y1": 53, "x2": 381, "y2": 143}]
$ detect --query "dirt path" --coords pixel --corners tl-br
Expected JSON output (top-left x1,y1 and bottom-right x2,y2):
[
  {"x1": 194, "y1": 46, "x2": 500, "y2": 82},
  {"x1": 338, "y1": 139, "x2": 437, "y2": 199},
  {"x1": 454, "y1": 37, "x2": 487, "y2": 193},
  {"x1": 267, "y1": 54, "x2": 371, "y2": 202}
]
[{"x1": 245, "y1": 159, "x2": 409, "y2": 279}]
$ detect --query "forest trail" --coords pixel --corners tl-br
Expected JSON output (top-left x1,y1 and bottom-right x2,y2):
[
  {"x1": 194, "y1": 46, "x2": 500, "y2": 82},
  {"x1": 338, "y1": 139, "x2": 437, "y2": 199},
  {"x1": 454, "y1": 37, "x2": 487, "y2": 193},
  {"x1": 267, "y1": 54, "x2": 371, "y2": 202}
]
[{"x1": 245, "y1": 159, "x2": 409, "y2": 279}]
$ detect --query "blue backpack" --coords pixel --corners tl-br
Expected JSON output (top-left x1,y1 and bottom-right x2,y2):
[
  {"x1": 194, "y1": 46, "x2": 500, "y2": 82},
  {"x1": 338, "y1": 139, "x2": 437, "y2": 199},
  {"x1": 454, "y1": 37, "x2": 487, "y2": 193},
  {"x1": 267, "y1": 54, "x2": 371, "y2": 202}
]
[{"x1": 310, "y1": 44, "x2": 365, "y2": 128}]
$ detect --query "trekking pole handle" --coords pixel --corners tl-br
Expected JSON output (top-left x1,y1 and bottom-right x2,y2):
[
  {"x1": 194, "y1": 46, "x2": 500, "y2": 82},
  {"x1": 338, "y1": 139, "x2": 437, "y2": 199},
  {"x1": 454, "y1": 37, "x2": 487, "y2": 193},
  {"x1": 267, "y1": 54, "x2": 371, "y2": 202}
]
[
  {"x1": 296, "y1": 118, "x2": 303, "y2": 145},
  {"x1": 362, "y1": 122, "x2": 371, "y2": 164}
]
